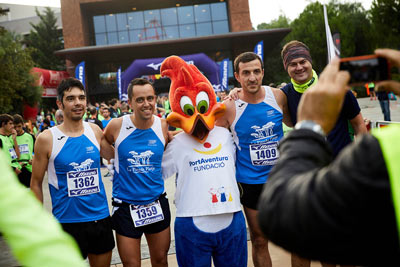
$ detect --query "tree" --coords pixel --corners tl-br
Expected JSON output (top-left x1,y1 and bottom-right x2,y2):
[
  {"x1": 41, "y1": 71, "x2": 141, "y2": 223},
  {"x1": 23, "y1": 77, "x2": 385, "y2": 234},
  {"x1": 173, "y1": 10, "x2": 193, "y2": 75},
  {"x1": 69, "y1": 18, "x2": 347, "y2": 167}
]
[
  {"x1": 286, "y1": 1, "x2": 373, "y2": 73},
  {"x1": 0, "y1": 31, "x2": 42, "y2": 114},
  {"x1": 257, "y1": 15, "x2": 292, "y2": 85},
  {"x1": 256, "y1": 1, "x2": 373, "y2": 83},
  {"x1": 24, "y1": 7, "x2": 65, "y2": 70},
  {"x1": 329, "y1": 2, "x2": 374, "y2": 56},
  {"x1": 370, "y1": 0, "x2": 400, "y2": 49},
  {"x1": 257, "y1": 15, "x2": 290, "y2": 31}
]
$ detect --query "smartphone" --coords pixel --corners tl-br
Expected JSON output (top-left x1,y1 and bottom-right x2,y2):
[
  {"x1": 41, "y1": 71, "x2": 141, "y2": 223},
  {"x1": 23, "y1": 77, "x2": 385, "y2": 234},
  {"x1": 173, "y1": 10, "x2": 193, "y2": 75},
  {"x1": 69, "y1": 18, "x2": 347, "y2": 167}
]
[{"x1": 339, "y1": 55, "x2": 390, "y2": 85}]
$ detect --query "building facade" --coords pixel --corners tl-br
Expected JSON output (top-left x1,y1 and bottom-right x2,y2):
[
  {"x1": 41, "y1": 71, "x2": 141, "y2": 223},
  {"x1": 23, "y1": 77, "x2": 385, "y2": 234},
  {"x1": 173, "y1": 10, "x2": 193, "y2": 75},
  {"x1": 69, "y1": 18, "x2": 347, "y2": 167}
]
[
  {"x1": 0, "y1": 4, "x2": 61, "y2": 37},
  {"x1": 57, "y1": 0, "x2": 290, "y2": 101}
]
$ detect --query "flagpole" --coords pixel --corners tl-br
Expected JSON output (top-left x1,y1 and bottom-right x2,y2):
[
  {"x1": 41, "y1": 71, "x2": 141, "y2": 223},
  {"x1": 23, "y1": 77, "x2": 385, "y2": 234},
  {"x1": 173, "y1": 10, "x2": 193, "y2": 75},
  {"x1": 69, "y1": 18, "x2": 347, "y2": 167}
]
[{"x1": 323, "y1": 5, "x2": 338, "y2": 63}]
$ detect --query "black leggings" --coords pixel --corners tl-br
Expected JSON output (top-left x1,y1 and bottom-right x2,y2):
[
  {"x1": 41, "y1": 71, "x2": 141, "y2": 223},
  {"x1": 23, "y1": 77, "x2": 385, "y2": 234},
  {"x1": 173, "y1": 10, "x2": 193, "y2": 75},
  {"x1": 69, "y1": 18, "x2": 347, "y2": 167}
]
[{"x1": 18, "y1": 167, "x2": 31, "y2": 188}]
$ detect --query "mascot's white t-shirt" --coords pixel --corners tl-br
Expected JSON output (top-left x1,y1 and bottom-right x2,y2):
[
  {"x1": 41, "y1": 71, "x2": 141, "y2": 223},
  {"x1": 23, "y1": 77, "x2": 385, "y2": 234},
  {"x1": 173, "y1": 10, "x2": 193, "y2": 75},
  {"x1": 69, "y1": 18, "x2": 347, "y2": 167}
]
[{"x1": 162, "y1": 126, "x2": 241, "y2": 217}]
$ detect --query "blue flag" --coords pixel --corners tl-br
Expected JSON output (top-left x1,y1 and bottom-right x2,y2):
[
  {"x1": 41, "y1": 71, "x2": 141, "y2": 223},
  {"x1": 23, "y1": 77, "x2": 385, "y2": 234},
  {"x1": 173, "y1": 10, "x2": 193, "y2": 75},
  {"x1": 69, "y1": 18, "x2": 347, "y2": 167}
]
[
  {"x1": 117, "y1": 67, "x2": 126, "y2": 101},
  {"x1": 219, "y1": 58, "x2": 229, "y2": 91},
  {"x1": 75, "y1": 61, "x2": 85, "y2": 87},
  {"x1": 254, "y1": 41, "x2": 264, "y2": 61}
]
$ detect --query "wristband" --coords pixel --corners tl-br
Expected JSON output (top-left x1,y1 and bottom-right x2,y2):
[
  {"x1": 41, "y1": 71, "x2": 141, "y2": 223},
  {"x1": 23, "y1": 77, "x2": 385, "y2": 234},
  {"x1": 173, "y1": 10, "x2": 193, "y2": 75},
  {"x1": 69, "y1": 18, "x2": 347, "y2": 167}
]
[{"x1": 295, "y1": 120, "x2": 326, "y2": 136}]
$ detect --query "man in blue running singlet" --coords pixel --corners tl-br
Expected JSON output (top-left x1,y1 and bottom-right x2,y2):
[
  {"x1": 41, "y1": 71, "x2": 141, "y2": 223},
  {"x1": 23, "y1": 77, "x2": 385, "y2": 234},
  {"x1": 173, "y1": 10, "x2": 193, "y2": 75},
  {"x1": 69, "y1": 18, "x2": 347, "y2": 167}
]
[
  {"x1": 31, "y1": 78, "x2": 115, "y2": 267},
  {"x1": 216, "y1": 52, "x2": 292, "y2": 267},
  {"x1": 104, "y1": 78, "x2": 171, "y2": 267}
]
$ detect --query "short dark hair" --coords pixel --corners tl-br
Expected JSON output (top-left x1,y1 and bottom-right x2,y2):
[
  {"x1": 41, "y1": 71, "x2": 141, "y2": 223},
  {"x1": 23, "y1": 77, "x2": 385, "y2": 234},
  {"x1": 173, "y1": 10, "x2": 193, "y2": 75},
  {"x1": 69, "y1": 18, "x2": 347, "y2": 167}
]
[
  {"x1": 57, "y1": 77, "x2": 85, "y2": 101},
  {"x1": 127, "y1": 78, "x2": 155, "y2": 101},
  {"x1": 234, "y1": 52, "x2": 264, "y2": 73},
  {"x1": 109, "y1": 98, "x2": 118, "y2": 106},
  {"x1": 0, "y1": 114, "x2": 13, "y2": 127},
  {"x1": 13, "y1": 114, "x2": 24, "y2": 125}
]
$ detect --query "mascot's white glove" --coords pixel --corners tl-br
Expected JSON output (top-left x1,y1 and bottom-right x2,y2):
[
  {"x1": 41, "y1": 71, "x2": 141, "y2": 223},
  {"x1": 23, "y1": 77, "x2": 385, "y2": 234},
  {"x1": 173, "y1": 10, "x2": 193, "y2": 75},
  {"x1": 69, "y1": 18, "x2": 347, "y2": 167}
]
[{"x1": 105, "y1": 159, "x2": 115, "y2": 181}]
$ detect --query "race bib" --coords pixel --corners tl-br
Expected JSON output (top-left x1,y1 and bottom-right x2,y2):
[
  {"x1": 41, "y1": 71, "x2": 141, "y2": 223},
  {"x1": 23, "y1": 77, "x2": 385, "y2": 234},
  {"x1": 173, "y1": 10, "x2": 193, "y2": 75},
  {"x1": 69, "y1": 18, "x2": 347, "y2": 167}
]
[
  {"x1": 130, "y1": 200, "x2": 164, "y2": 227},
  {"x1": 9, "y1": 148, "x2": 17, "y2": 160},
  {"x1": 249, "y1": 141, "x2": 279, "y2": 166},
  {"x1": 67, "y1": 168, "x2": 100, "y2": 197},
  {"x1": 19, "y1": 144, "x2": 29, "y2": 155}
]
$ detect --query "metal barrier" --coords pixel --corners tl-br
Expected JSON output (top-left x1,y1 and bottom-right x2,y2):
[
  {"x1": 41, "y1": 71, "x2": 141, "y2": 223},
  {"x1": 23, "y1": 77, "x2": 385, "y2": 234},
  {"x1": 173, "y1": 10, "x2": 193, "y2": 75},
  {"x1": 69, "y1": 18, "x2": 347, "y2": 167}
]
[{"x1": 369, "y1": 120, "x2": 400, "y2": 130}]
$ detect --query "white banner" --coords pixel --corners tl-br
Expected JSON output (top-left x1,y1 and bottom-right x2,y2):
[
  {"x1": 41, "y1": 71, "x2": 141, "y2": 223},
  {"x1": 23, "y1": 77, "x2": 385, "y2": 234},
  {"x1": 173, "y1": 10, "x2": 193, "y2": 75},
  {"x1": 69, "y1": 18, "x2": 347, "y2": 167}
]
[{"x1": 323, "y1": 5, "x2": 340, "y2": 63}]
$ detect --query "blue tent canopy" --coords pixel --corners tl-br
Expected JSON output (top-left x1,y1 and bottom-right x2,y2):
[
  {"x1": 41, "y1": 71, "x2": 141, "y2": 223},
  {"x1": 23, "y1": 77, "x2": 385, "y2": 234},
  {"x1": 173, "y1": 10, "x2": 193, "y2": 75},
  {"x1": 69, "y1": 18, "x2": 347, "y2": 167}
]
[{"x1": 120, "y1": 53, "x2": 220, "y2": 100}]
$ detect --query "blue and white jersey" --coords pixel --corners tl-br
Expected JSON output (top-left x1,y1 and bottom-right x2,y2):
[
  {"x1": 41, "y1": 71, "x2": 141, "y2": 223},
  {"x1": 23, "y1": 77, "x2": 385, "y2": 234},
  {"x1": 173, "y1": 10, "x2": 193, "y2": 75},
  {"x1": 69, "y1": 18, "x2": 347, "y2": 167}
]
[
  {"x1": 230, "y1": 86, "x2": 283, "y2": 184},
  {"x1": 48, "y1": 122, "x2": 110, "y2": 223},
  {"x1": 113, "y1": 115, "x2": 165, "y2": 205}
]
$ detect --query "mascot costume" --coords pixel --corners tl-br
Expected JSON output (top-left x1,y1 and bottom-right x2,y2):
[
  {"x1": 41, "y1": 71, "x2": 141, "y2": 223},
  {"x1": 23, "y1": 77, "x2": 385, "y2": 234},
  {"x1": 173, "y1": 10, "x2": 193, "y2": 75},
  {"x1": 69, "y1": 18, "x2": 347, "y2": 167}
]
[{"x1": 161, "y1": 56, "x2": 247, "y2": 266}]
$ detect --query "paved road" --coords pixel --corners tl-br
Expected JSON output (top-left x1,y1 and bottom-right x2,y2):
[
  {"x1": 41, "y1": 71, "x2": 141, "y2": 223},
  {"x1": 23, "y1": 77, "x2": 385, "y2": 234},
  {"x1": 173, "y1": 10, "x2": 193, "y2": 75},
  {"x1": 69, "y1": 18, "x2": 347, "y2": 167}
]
[
  {"x1": 1, "y1": 97, "x2": 399, "y2": 266},
  {"x1": 358, "y1": 97, "x2": 400, "y2": 123}
]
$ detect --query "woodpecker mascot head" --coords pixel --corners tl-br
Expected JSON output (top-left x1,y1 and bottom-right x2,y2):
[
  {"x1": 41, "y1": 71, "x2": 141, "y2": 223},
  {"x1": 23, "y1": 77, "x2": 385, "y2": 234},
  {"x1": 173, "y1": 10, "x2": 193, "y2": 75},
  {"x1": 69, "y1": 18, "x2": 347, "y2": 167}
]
[{"x1": 161, "y1": 56, "x2": 226, "y2": 143}]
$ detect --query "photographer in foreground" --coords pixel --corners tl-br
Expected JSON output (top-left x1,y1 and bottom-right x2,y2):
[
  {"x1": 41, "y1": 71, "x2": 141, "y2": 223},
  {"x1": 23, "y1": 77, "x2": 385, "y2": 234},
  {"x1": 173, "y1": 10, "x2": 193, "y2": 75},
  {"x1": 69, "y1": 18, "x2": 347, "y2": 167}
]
[{"x1": 258, "y1": 49, "x2": 400, "y2": 266}]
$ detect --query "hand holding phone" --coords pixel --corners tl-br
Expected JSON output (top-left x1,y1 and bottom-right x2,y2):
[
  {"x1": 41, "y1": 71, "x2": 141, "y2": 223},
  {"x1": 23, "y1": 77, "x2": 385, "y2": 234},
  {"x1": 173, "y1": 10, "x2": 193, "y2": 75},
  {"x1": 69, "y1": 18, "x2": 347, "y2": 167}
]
[
  {"x1": 339, "y1": 55, "x2": 390, "y2": 85},
  {"x1": 373, "y1": 49, "x2": 400, "y2": 96}
]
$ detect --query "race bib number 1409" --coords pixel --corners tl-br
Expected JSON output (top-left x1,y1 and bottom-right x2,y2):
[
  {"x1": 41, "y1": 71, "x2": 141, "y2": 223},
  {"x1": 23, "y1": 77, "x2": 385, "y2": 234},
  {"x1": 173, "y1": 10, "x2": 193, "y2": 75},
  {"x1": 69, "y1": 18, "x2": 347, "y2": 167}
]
[{"x1": 249, "y1": 141, "x2": 279, "y2": 166}]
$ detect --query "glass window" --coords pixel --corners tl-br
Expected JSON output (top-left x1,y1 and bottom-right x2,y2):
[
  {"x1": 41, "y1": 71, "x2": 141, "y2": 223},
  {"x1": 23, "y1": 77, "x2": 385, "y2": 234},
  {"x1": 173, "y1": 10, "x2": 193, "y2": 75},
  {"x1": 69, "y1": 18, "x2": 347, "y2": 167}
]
[
  {"x1": 194, "y1": 4, "x2": 211, "y2": 23},
  {"x1": 145, "y1": 27, "x2": 164, "y2": 41},
  {"x1": 164, "y1": 26, "x2": 179, "y2": 39},
  {"x1": 95, "y1": 33, "x2": 107, "y2": 45},
  {"x1": 118, "y1": 31, "x2": 129, "y2": 44},
  {"x1": 107, "y1": 32, "x2": 118, "y2": 45},
  {"x1": 161, "y1": 8, "x2": 177, "y2": 26},
  {"x1": 105, "y1": 14, "x2": 117, "y2": 32},
  {"x1": 93, "y1": 15, "x2": 106, "y2": 33},
  {"x1": 93, "y1": 2, "x2": 230, "y2": 46},
  {"x1": 213, "y1": 21, "x2": 229, "y2": 34},
  {"x1": 116, "y1": 13, "x2": 128, "y2": 31},
  {"x1": 179, "y1": 24, "x2": 195, "y2": 38},
  {"x1": 177, "y1": 6, "x2": 194, "y2": 25},
  {"x1": 144, "y1": 9, "x2": 161, "y2": 28},
  {"x1": 129, "y1": 29, "x2": 143, "y2": 43},
  {"x1": 196, "y1": 22, "x2": 212, "y2": 36},
  {"x1": 127, "y1": 11, "x2": 144, "y2": 30},
  {"x1": 211, "y1": 2, "x2": 228, "y2": 21}
]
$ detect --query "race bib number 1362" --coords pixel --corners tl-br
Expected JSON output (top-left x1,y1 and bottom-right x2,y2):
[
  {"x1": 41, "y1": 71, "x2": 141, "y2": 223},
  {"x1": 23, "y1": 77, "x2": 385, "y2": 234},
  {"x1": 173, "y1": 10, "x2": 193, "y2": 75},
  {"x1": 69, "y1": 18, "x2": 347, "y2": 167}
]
[{"x1": 67, "y1": 169, "x2": 100, "y2": 197}]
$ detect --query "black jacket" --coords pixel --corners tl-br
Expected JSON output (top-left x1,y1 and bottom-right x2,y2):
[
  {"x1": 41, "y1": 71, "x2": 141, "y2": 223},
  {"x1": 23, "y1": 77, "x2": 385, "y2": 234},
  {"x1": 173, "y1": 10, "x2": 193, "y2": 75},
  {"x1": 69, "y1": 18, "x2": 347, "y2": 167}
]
[{"x1": 258, "y1": 129, "x2": 400, "y2": 266}]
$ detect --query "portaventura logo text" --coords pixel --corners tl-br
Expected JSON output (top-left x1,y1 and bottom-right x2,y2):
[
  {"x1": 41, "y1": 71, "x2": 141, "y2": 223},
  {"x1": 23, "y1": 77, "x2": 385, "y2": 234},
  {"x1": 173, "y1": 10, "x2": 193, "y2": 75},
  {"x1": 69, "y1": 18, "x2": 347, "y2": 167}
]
[{"x1": 189, "y1": 156, "x2": 228, "y2": 172}]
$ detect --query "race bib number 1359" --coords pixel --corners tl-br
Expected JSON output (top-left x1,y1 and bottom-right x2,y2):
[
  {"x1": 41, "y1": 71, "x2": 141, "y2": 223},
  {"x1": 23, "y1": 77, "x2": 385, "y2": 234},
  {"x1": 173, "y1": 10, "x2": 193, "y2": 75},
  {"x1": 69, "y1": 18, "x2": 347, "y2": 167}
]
[{"x1": 130, "y1": 201, "x2": 164, "y2": 228}]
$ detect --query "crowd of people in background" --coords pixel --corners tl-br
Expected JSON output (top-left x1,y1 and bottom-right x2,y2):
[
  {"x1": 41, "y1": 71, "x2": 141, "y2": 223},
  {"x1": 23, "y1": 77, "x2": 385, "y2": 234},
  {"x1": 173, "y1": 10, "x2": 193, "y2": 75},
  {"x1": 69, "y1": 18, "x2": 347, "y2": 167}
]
[{"x1": 6, "y1": 79, "x2": 393, "y2": 143}]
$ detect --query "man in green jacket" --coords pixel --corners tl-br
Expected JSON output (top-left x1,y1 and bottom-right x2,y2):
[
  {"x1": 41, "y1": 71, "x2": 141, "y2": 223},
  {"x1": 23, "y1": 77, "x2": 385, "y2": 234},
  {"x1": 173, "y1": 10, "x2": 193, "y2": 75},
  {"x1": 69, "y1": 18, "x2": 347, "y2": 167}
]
[
  {"x1": 0, "y1": 148, "x2": 86, "y2": 267},
  {"x1": 13, "y1": 114, "x2": 35, "y2": 187},
  {"x1": 0, "y1": 114, "x2": 21, "y2": 174}
]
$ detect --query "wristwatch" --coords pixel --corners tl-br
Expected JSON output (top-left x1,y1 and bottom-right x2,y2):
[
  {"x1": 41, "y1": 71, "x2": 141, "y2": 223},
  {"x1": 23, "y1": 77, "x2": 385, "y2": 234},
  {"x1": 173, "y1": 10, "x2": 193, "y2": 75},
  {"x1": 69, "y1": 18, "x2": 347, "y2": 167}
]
[{"x1": 295, "y1": 120, "x2": 326, "y2": 136}]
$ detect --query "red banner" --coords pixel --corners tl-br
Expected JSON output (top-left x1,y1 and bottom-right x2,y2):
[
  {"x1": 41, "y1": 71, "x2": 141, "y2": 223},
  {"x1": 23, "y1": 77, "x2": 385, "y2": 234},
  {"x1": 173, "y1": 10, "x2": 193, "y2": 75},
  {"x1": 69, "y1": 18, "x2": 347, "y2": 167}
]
[{"x1": 32, "y1": 67, "x2": 70, "y2": 97}]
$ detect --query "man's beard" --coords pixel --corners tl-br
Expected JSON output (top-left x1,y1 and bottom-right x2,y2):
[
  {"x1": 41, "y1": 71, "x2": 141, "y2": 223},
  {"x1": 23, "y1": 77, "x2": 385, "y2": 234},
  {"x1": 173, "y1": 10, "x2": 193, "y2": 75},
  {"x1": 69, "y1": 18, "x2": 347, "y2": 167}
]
[{"x1": 71, "y1": 114, "x2": 84, "y2": 121}]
